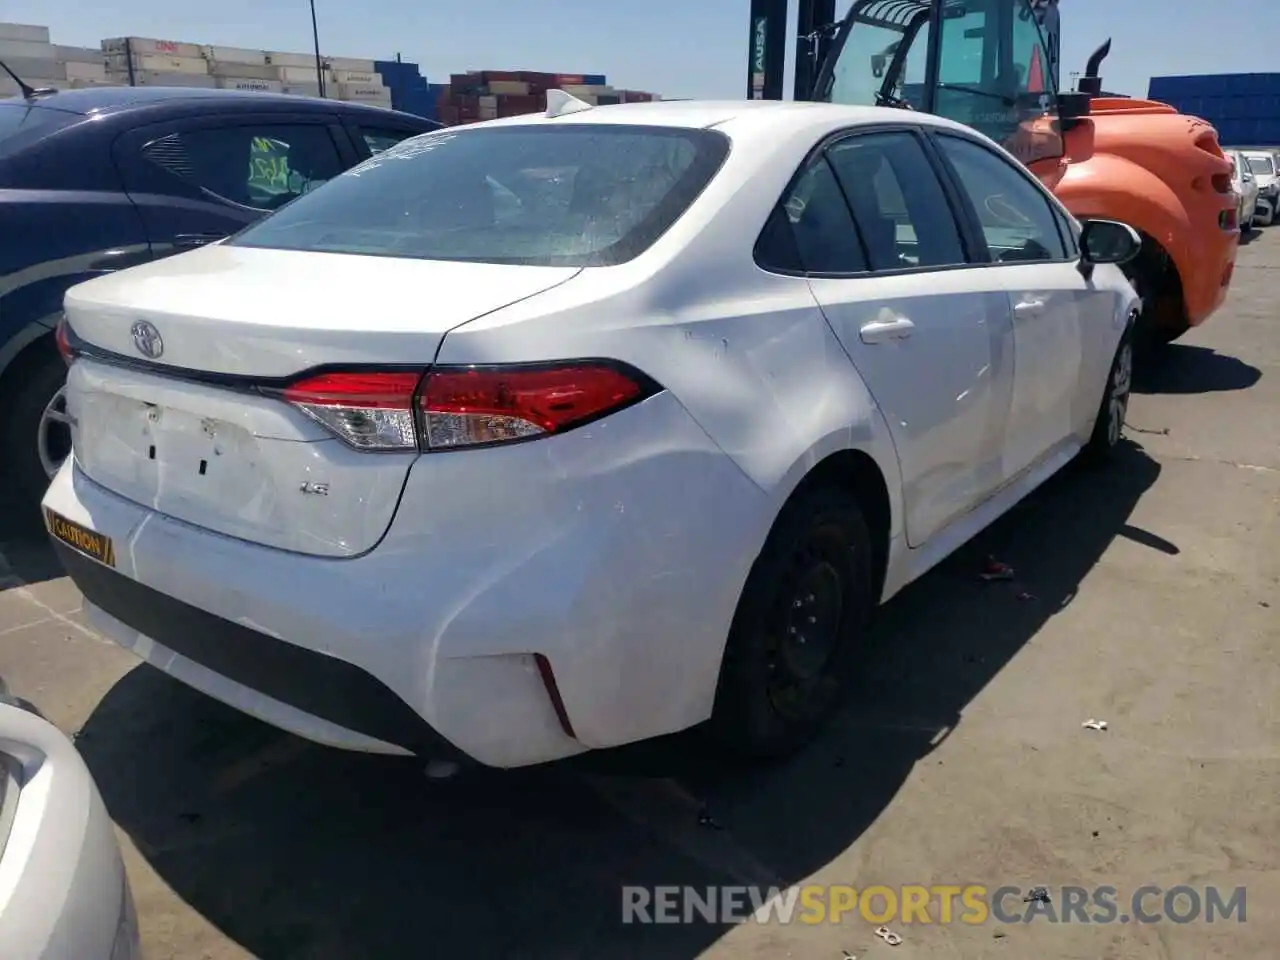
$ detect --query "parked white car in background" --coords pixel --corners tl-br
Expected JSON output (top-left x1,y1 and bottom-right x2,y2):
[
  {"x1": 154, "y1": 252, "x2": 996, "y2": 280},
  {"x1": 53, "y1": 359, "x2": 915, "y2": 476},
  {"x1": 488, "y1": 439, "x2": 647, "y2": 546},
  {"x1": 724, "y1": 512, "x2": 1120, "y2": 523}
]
[
  {"x1": 1242, "y1": 149, "x2": 1280, "y2": 225},
  {"x1": 0, "y1": 680, "x2": 139, "y2": 959},
  {"x1": 1227, "y1": 149, "x2": 1260, "y2": 231},
  {"x1": 44, "y1": 97, "x2": 1141, "y2": 769}
]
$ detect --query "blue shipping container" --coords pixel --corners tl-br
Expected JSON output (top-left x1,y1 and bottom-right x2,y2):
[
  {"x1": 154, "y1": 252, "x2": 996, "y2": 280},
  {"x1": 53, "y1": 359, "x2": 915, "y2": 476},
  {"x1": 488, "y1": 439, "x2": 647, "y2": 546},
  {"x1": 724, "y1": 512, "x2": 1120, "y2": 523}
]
[{"x1": 1149, "y1": 73, "x2": 1280, "y2": 145}]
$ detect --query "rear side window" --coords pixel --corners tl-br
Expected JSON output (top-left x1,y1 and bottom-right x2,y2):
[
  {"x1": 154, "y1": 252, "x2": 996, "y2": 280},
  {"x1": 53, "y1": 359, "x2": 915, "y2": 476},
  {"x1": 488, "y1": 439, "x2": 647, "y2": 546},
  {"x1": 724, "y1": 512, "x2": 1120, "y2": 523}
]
[
  {"x1": 756, "y1": 156, "x2": 867, "y2": 274},
  {"x1": 0, "y1": 103, "x2": 77, "y2": 157},
  {"x1": 229, "y1": 124, "x2": 730, "y2": 266},
  {"x1": 142, "y1": 123, "x2": 345, "y2": 211}
]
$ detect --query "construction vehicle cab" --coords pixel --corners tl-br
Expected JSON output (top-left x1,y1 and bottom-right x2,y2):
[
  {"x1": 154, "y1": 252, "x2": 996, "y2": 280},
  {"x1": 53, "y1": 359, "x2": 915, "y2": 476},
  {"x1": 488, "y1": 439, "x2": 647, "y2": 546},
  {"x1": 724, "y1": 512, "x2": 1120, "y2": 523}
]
[
  {"x1": 816, "y1": 0, "x2": 1062, "y2": 165},
  {"x1": 749, "y1": 0, "x2": 1239, "y2": 345}
]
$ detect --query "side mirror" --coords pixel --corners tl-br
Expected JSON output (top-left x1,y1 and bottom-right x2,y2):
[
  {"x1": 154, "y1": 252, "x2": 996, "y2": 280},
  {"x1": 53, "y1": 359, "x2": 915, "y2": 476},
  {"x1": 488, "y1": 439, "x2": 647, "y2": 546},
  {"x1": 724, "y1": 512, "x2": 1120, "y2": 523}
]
[{"x1": 1079, "y1": 219, "x2": 1141, "y2": 270}]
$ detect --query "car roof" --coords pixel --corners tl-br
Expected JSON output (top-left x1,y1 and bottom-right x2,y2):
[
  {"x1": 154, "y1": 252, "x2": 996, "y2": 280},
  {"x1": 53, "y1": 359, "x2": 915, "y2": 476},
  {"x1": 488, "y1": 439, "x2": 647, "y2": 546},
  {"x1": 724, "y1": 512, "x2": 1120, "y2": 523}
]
[
  {"x1": 475, "y1": 97, "x2": 977, "y2": 136},
  {"x1": 3, "y1": 86, "x2": 431, "y2": 124}
]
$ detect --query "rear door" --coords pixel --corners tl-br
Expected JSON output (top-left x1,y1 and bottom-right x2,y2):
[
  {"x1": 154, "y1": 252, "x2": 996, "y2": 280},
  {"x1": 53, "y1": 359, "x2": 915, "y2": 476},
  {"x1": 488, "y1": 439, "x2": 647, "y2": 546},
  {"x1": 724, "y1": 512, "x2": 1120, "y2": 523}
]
[
  {"x1": 113, "y1": 112, "x2": 359, "y2": 254},
  {"x1": 793, "y1": 126, "x2": 1017, "y2": 548}
]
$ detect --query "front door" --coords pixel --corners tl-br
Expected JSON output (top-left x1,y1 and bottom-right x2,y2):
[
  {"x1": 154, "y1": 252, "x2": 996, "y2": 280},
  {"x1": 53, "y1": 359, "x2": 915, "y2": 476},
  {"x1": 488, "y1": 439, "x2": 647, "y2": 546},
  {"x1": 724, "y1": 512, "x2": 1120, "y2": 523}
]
[
  {"x1": 795, "y1": 127, "x2": 1016, "y2": 547},
  {"x1": 932, "y1": 131, "x2": 1095, "y2": 478}
]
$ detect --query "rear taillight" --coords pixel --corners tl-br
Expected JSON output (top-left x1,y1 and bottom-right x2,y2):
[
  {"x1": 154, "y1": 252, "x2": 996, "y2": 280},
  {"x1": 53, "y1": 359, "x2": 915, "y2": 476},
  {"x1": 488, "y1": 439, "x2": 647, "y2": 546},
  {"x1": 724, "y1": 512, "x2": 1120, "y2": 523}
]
[
  {"x1": 280, "y1": 362, "x2": 657, "y2": 452},
  {"x1": 420, "y1": 363, "x2": 652, "y2": 449},
  {"x1": 55, "y1": 316, "x2": 75, "y2": 364},
  {"x1": 282, "y1": 371, "x2": 422, "y2": 451}
]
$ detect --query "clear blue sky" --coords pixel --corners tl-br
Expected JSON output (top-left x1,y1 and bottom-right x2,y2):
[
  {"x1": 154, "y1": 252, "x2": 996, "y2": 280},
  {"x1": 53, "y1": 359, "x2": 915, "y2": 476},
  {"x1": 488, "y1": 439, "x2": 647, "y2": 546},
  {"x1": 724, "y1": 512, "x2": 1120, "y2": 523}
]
[{"x1": 7, "y1": 1, "x2": 1278, "y2": 100}]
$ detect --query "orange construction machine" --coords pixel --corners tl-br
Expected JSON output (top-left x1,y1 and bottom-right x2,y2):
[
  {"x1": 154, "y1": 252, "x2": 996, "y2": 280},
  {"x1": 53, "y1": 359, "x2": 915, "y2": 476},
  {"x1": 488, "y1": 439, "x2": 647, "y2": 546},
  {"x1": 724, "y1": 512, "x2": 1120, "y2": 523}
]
[{"x1": 748, "y1": 0, "x2": 1239, "y2": 346}]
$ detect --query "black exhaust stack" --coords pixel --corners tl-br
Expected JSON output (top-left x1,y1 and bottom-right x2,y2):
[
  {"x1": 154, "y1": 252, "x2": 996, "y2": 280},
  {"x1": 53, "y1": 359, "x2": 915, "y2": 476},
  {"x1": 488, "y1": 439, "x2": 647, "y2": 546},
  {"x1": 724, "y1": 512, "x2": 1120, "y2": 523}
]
[{"x1": 1076, "y1": 39, "x2": 1112, "y2": 97}]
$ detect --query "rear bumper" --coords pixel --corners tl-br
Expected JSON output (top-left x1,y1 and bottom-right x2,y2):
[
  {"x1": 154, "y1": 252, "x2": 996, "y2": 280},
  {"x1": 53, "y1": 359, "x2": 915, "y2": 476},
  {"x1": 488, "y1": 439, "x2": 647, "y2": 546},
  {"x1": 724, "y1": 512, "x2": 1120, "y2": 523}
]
[
  {"x1": 54, "y1": 543, "x2": 468, "y2": 763},
  {"x1": 44, "y1": 391, "x2": 771, "y2": 768}
]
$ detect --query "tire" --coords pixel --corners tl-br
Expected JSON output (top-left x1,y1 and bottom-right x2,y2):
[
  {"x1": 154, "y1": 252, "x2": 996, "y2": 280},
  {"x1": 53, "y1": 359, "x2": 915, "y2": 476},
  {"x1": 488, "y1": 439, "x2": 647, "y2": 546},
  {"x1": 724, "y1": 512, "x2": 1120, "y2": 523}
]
[
  {"x1": 1081, "y1": 325, "x2": 1134, "y2": 464},
  {"x1": 1122, "y1": 237, "x2": 1189, "y2": 351},
  {"x1": 0, "y1": 341, "x2": 70, "y2": 516},
  {"x1": 709, "y1": 484, "x2": 875, "y2": 760}
]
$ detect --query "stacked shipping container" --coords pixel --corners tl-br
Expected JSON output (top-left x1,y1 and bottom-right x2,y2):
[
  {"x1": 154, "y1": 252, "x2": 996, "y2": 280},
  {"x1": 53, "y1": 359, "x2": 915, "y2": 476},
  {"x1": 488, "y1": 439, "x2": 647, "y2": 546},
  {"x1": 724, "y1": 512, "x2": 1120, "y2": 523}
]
[
  {"x1": 101, "y1": 37, "x2": 393, "y2": 105},
  {"x1": 0, "y1": 24, "x2": 662, "y2": 123},
  {"x1": 1148, "y1": 73, "x2": 1280, "y2": 146},
  {"x1": 374, "y1": 60, "x2": 435, "y2": 120},
  {"x1": 437, "y1": 70, "x2": 657, "y2": 125},
  {"x1": 0, "y1": 23, "x2": 108, "y2": 94}
]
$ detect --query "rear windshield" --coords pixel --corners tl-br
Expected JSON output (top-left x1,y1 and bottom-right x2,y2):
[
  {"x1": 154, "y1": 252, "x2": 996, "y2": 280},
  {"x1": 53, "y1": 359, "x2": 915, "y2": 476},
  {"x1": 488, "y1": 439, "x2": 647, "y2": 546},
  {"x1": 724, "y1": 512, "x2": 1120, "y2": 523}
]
[
  {"x1": 230, "y1": 124, "x2": 730, "y2": 266},
  {"x1": 1247, "y1": 154, "x2": 1275, "y2": 176},
  {"x1": 0, "y1": 103, "x2": 77, "y2": 155}
]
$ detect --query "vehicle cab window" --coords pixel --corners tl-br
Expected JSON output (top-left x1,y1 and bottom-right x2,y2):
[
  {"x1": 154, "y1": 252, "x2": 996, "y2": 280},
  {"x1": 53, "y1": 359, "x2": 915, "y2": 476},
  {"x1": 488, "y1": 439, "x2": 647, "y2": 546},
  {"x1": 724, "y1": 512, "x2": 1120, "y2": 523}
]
[
  {"x1": 825, "y1": 0, "x2": 1062, "y2": 165},
  {"x1": 934, "y1": 133, "x2": 1068, "y2": 262},
  {"x1": 142, "y1": 123, "x2": 344, "y2": 211}
]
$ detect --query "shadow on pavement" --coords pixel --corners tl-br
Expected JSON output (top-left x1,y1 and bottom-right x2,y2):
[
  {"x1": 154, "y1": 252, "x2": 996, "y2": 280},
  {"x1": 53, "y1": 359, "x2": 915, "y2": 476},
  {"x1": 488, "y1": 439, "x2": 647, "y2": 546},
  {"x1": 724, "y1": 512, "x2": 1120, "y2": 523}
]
[
  {"x1": 76, "y1": 441, "x2": 1164, "y2": 959},
  {"x1": 0, "y1": 486, "x2": 62, "y2": 589},
  {"x1": 1133, "y1": 344, "x2": 1262, "y2": 396}
]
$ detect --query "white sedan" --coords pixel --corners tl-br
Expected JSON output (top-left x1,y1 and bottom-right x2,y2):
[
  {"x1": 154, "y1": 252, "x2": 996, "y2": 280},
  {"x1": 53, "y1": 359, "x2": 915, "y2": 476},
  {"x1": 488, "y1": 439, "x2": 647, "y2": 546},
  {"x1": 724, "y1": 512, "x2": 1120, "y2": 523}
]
[
  {"x1": 43, "y1": 97, "x2": 1140, "y2": 769},
  {"x1": 0, "y1": 681, "x2": 139, "y2": 959}
]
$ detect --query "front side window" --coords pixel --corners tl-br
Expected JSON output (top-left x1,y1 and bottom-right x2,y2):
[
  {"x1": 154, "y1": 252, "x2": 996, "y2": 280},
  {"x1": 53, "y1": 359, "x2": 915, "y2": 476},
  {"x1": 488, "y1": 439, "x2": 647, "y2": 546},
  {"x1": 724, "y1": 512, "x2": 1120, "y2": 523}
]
[
  {"x1": 825, "y1": 131, "x2": 967, "y2": 270},
  {"x1": 936, "y1": 133, "x2": 1067, "y2": 262},
  {"x1": 231, "y1": 125, "x2": 729, "y2": 266},
  {"x1": 142, "y1": 123, "x2": 344, "y2": 210}
]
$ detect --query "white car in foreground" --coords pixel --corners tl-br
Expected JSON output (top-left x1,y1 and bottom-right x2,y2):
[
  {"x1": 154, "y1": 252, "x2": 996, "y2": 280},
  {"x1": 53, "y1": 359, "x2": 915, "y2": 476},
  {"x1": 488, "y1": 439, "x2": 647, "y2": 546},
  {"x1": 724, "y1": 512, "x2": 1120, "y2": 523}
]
[
  {"x1": 1242, "y1": 149, "x2": 1280, "y2": 225},
  {"x1": 0, "y1": 681, "x2": 139, "y2": 959},
  {"x1": 44, "y1": 96, "x2": 1140, "y2": 769}
]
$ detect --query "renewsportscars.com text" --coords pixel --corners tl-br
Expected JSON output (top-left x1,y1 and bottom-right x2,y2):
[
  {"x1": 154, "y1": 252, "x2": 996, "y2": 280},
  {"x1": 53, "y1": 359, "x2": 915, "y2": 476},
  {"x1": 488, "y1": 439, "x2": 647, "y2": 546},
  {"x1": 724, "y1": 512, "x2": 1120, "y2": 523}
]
[{"x1": 621, "y1": 884, "x2": 1247, "y2": 925}]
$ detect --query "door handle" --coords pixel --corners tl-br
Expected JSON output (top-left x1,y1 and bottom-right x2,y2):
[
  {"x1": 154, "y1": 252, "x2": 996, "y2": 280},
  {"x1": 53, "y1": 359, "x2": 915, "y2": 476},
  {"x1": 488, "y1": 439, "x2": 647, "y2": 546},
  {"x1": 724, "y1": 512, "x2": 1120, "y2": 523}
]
[
  {"x1": 859, "y1": 316, "x2": 916, "y2": 344},
  {"x1": 174, "y1": 233, "x2": 226, "y2": 249},
  {"x1": 1014, "y1": 298, "x2": 1046, "y2": 317}
]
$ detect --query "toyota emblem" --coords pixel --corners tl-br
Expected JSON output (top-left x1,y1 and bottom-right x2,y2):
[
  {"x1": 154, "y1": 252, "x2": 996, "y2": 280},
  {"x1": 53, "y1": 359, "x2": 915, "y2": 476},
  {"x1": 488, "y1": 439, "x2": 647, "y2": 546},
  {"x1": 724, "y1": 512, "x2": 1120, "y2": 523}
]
[{"x1": 130, "y1": 320, "x2": 164, "y2": 359}]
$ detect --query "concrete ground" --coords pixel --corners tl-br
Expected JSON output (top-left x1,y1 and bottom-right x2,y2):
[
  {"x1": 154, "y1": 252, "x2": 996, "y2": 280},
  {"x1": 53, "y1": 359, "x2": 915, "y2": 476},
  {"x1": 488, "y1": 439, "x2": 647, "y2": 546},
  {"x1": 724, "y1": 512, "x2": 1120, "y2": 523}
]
[{"x1": 1, "y1": 231, "x2": 1276, "y2": 960}]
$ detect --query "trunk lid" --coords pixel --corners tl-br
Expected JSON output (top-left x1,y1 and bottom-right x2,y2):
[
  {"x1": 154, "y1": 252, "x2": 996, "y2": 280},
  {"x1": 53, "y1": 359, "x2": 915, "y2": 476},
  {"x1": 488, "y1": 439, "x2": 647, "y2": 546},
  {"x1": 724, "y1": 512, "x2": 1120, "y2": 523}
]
[
  {"x1": 62, "y1": 244, "x2": 580, "y2": 377},
  {"x1": 63, "y1": 245, "x2": 579, "y2": 557}
]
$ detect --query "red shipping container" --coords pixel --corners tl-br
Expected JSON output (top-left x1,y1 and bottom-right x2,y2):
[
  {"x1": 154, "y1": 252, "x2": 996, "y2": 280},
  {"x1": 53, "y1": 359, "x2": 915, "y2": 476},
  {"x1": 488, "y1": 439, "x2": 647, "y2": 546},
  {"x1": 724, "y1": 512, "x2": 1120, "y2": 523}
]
[
  {"x1": 554, "y1": 74, "x2": 586, "y2": 86},
  {"x1": 479, "y1": 70, "x2": 521, "y2": 82}
]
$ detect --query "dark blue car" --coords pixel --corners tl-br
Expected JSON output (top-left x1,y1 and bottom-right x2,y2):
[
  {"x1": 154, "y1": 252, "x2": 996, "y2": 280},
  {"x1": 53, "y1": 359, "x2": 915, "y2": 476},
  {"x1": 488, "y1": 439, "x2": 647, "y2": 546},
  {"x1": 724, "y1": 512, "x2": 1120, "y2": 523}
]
[{"x1": 0, "y1": 86, "x2": 440, "y2": 509}]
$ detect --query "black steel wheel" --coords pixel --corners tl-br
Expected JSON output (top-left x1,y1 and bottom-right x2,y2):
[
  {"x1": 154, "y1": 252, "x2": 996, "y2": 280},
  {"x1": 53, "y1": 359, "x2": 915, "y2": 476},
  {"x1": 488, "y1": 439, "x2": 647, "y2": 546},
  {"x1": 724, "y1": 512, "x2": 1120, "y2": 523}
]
[{"x1": 710, "y1": 485, "x2": 874, "y2": 760}]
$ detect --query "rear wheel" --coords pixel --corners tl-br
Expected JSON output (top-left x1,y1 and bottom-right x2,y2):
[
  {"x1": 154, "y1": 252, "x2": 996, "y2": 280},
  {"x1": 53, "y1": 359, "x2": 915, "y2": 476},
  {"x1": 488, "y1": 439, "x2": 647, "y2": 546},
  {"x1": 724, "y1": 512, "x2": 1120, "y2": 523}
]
[
  {"x1": 0, "y1": 341, "x2": 70, "y2": 517},
  {"x1": 709, "y1": 485, "x2": 875, "y2": 760}
]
